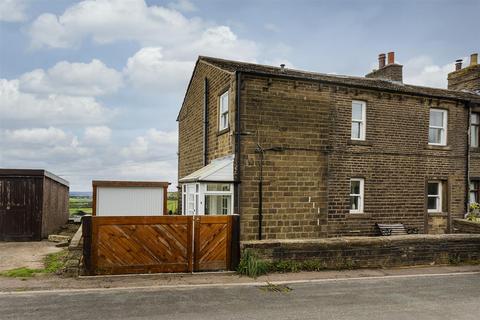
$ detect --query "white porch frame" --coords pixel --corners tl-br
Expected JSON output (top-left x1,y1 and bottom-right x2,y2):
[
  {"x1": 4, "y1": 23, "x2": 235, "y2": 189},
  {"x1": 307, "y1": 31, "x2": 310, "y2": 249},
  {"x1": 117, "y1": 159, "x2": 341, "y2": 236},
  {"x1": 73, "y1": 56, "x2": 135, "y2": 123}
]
[{"x1": 182, "y1": 182, "x2": 234, "y2": 215}]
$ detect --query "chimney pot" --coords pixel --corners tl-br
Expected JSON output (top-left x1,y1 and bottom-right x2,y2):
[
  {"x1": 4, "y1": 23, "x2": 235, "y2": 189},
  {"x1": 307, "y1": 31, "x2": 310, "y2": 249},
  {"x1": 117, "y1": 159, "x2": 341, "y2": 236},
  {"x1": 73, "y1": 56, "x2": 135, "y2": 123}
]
[
  {"x1": 378, "y1": 53, "x2": 386, "y2": 68},
  {"x1": 471, "y1": 53, "x2": 478, "y2": 66},
  {"x1": 280, "y1": 64, "x2": 285, "y2": 72},
  {"x1": 455, "y1": 59, "x2": 463, "y2": 71},
  {"x1": 387, "y1": 52, "x2": 395, "y2": 65}
]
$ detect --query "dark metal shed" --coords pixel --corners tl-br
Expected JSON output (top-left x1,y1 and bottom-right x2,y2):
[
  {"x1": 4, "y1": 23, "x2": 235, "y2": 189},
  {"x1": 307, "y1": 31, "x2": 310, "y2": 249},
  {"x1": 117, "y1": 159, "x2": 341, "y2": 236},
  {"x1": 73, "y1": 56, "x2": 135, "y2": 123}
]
[{"x1": 0, "y1": 169, "x2": 69, "y2": 241}]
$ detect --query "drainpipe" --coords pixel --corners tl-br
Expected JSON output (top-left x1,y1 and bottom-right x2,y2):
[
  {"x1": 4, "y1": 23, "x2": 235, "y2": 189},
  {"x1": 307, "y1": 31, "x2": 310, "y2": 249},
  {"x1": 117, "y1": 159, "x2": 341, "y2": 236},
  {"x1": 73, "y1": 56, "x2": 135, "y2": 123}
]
[
  {"x1": 256, "y1": 144, "x2": 265, "y2": 240},
  {"x1": 203, "y1": 77, "x2": 209, "y2": 166},
  {"x1": 235, "y1": 72, "x2": 242, "y2": 216},
  {"x1": 466, "y1": 102, "x2": 471, "y2": 217}
]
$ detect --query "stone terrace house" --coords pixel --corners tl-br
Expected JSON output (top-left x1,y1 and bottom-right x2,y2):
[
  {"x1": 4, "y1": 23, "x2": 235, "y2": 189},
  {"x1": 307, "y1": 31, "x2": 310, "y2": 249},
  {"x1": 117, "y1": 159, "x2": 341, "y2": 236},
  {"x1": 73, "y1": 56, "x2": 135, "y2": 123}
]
[{"x1": 177, "y1": 52, "x2": 480, "y2": 241}]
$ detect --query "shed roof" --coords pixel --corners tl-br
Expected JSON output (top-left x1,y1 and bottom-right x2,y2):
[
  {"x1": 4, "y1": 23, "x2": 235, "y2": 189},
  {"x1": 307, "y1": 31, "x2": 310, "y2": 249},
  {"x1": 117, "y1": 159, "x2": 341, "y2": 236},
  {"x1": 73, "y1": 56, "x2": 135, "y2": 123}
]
[
  {"x1": 93, "y1": 181, "x2": 170, "y2": 188},
  {"x1": 0, "y1": 169, "x2": 69, "y2": 187},
  {"x1": 179, "y1": 155, "x2": 234, "y2": 183},
  {"x1": 199, "y1": 56, "x2": 480, "y2": 102}
]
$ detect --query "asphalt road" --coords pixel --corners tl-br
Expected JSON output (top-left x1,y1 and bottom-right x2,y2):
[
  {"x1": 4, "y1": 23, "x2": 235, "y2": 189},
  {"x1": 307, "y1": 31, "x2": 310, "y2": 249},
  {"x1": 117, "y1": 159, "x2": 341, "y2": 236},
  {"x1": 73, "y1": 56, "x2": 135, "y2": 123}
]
[{"x1": 1, "y1": 273, "x2": 479, "y2": 320}]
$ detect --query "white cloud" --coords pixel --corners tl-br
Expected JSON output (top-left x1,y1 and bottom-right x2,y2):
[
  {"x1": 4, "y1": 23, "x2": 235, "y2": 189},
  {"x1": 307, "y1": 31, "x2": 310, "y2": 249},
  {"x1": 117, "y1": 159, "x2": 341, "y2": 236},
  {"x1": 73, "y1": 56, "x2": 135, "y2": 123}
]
[
  {"x1": 168, "y1": 0, "x2": 197, "y2": 12},
  {"x1": 0, "y1": 0, "x2": 27, "y2": 22},
  {"x1": 124, "y1": 47, "x2": 194, "y2": 92},
  {"x1": 27, "y1": 0, "x2": 205, "y2": 49},
  {"x1": 0, "y1": 127, "x2": 90, "y2": 162},
  {"x1": 0, "y1": 126, "x2": 179, "y2": 191},
  {"x1": 118, "y1": 160, "x2": 177, "y2": 186},
  {"x1": 121, "y1": 128, "x2": 177, "y2": 160},
  {"x1": 19, "y1": 59, "x2": 123, "y2": 96},
  {"x1": 171, "y1": 25, "x2": 257, "y2": 61},
  {"x1": 4, "y1": 127, "x2": 68, "y2": 145},
  {"x1": 0, "y1": 79, "x2": 114, "y2": 127},
  {"x1": 403, "y1": 55, "x2": 458, "y2": 89},
  {"x1": 27, "y1": 0, "x2": 258, "y2": 61},
  {"x1": 83, "y1": 126, "x2": 112, "y2": 145}
]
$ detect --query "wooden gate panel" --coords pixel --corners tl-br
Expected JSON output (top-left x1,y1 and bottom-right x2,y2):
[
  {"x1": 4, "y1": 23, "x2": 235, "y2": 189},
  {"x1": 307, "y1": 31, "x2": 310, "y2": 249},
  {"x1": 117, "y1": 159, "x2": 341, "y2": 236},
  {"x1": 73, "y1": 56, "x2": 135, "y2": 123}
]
[
  {"x1": 87, "y1": 215, "x2": 238, "y2": 275},
  {"x1": 92, "y1": 216, "x2": 193, "y2": 274},
  {"x1": 194, "y1": 216, "x2": 232, "y2": 272}
]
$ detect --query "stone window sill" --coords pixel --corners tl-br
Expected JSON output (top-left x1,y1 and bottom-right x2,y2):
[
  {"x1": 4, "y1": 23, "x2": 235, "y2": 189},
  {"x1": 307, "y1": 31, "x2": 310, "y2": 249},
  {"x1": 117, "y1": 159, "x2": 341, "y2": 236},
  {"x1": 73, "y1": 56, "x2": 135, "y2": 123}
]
[
  {"x1": 425, "y1": 144, "x2": 451, "y2": 151},
  {"x1": 217, "y1": 127, "x2": 230, "y2": 136},
  {"x1": 348, "y1": 140, "x2": 373, "y2": 147},
  {"x1": 427, "y1": 212, "x2": 448, "y2": 217},
  {"x1": 347, "y1": 213, "x2": 372, "y2": 219}
]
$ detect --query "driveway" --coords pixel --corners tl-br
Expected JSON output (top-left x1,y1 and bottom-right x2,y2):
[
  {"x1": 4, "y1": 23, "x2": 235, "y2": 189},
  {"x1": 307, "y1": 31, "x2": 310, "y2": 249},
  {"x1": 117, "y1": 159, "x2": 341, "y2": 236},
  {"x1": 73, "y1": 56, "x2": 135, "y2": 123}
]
[
  {"x1": 0, "y1": 241, "x2": 62, "y2": 272},
  {"x1": 1, "y1": 271, "x2": 479, "y2": 320}
]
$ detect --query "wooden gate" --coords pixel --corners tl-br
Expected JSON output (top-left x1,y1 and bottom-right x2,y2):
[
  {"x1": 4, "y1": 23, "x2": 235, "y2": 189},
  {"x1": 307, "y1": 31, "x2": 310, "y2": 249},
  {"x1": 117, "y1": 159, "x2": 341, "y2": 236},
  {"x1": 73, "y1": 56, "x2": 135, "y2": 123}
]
[
  {"x1": 84, "y1": 215, "x2": 239, "y2": 275},
  {"x1": 194, "y1": 216, "x2": 232, "y2": 271}
]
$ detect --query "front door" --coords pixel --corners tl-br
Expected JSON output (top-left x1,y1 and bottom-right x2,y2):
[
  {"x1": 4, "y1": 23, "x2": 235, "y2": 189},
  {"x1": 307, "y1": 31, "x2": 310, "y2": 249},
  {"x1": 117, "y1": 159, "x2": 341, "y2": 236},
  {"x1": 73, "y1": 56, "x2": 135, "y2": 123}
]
[{"x1": 185, "y1": 184, "x2": 199, "y2": 215}]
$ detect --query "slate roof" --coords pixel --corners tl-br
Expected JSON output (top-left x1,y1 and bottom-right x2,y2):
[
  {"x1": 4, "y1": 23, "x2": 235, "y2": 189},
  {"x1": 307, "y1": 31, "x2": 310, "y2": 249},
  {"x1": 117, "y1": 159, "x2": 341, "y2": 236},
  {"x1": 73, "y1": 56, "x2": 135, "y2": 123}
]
[{"x1": 199, "y1": 56, "x2": 480, "y2": 103}]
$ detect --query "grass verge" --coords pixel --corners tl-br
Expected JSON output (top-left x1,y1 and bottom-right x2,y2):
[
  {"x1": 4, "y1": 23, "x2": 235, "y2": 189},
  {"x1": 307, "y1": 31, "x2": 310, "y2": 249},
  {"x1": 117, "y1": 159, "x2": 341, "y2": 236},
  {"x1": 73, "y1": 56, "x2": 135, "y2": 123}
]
[
  {"x1": 0, "y1": 250, "x2": 68, "y2": 278},
  {"x1": 237, "y1": 250, "x2": 356, "y2": 278}
]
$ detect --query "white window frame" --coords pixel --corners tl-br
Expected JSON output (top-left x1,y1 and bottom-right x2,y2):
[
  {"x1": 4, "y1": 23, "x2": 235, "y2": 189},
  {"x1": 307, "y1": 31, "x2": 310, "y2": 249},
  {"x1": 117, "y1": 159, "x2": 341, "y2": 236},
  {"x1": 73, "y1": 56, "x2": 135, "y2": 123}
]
[
  {"x1": 429, "y1": 109, "x2": 448, "y2": 146},
  {"x1": 427, "y1": 181, "x2": 442, "y2": 213},
  {"x1": 204, "y1": 183, "x2": 233, "y2": 215},
  {"x1": 349, "y1": 178, "x2": 364, "y2": 214},
  {"x1": 471, "y1": 112, "x2": 479, "y2": 148},
  {"x1": 181, "y1": 182, "x2": 234, "y2": 215},
  {"x1": 351, "y1": 100, "x2": 366, "y2": 141},
  {"x1": 219, "y1": 91, "x2": 229, "y2": 131},
  {"x1": 183, "y1": 183, "x2": 199, "y2": 215},
  {"x1": 182, "y1": 185, "x2": 187, "y2": 214},
  {"x1": 470, "y1": 180, "x2": 479, "y2": 204}
]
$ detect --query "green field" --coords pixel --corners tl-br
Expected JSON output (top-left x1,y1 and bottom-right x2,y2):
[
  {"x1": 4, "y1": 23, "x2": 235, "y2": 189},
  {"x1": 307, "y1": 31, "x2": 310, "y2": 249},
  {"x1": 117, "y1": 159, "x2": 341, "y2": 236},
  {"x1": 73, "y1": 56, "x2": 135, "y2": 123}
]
[
  {"x1": 167, "y1": 192, "x2": 178, "y2": 214},
  {"x1": 69, "y1": 196, "x2": 92, "y2": 215},
  {"x1": 167, "y1": 199, "x2": 178, "y2": 214},
  {"x1": 69, "y1": 192, "x2": 178, "y2": 215}
]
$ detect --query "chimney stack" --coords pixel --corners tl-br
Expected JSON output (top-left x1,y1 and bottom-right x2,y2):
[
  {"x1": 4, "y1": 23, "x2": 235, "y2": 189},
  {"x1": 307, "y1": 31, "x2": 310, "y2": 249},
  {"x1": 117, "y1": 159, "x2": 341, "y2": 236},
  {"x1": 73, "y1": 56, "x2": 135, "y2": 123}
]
[
  {"x1": 471, "y1": 53, "x2": 478, "y2": 66},
  {"x1": 378, "y1": 53, "x2": 386, "y2": 69},
  {"x1": 387, "y1": 52, "x2": 395, "y2": 65},
  {"x1": 280, "y1": 64, "x2": 285, "y2": 72},
  {"x1": 455, "y1": 59, "x2": 463, "y2": 71},
  {"x1": 448, "y1": 52, "x2": 480, "y2": 92},
  {"x1": 366, "y1": 51, "x2": 403, "y2": 82}
]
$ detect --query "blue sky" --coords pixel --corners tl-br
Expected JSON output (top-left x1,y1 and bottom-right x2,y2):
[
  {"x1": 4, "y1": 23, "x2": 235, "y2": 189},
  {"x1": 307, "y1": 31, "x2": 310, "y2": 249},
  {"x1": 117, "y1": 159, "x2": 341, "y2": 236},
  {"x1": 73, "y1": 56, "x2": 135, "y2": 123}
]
[{"x1": 0, "y1": 0, "x2": 478, "y2": 191}]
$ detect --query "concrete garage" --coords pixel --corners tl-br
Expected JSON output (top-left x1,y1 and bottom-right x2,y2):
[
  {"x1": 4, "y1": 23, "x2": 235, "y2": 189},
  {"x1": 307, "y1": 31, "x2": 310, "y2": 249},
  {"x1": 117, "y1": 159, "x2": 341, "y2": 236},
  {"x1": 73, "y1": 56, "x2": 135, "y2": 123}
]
[{"x1": 0, "y1": 169, "x2": 69, "y2": 241}]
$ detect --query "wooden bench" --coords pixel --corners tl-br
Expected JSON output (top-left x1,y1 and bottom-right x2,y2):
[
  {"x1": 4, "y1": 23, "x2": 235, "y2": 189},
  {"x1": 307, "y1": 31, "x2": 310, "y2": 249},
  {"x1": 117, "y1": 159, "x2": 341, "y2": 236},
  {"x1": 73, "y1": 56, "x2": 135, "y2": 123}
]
[{"x1": 376, "y1": 223, "x2": 418, "y2": 236}]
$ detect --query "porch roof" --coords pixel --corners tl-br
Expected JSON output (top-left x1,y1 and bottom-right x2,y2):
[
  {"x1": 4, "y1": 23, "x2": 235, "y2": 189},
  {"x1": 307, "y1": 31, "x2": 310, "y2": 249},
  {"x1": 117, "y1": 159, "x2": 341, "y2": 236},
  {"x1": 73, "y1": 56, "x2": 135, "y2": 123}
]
[{"x1": 179, "y1": 155, "x2": 234, "y2": 183}]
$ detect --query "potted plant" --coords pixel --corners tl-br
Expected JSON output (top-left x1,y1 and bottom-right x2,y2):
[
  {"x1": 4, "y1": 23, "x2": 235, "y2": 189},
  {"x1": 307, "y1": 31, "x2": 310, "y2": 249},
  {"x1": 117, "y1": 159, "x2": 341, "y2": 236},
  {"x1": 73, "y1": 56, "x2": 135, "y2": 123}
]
[{"x1": 466, "y1": 202, "x2": 480, "y2": 222}]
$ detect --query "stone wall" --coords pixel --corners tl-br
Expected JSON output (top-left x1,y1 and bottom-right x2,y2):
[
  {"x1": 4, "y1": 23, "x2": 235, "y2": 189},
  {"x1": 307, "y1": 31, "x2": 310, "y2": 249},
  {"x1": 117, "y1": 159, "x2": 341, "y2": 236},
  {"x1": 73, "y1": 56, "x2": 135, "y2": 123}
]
[
  {"x1": 447, "y1": 64, "x2": 480, "y2": 92},
  {"x1": 177, "y1": 62, "x2": 236, "y2": 213},
  {"x1": 327, "y1": 87, "x2": 467, "y2": 237},
  {"x1": 239, "y1": 76, "x2": 330, "y2": 240},
  {"x1": 241, "y1": 234, "x2": 480, "y2": 268},
  {"x1": 178, "y1": 59, "x2": 478, "y2": 241},
  {"x1": 238, "y1": 73, "x2": 469, "y2": 240},
  {"x1": 64, "y1": 225, "x2": 83, "y2": 277},
  {"x1": 365, "y1": 64, "x2": 403, "y2": 82},
  {"x1": 453, "y1": 219, "x2": 480, "y2": 234}
]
